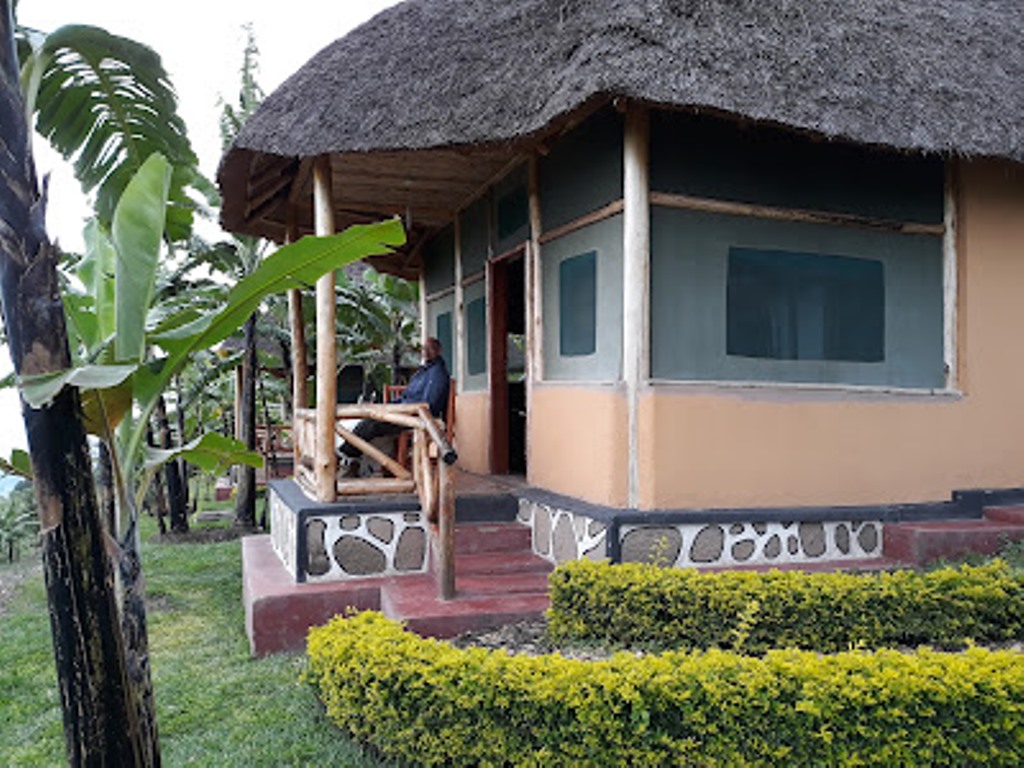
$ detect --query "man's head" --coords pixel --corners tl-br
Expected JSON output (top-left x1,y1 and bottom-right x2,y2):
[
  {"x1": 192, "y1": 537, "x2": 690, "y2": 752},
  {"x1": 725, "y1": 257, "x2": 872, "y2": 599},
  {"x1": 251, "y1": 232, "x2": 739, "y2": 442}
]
[{"x1": 423, "y1": 337, "x2": 442, "y2": 363}]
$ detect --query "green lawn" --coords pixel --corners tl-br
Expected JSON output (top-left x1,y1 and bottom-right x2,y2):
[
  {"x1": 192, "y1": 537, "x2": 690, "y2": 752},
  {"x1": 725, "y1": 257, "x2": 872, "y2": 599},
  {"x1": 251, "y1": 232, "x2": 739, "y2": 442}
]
[{"x1": 0, "y1": 519, "x2": 384, "y2": 767}]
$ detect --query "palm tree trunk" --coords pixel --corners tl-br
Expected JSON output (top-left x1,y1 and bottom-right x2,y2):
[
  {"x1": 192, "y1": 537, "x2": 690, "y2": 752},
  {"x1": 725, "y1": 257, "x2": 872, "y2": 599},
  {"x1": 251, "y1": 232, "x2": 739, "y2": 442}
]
[
  {"x1": 233, "y1": 312, "x2": 258, "y2": 528},
  {"x1": 0, "y1": 7, "x2": 159, "y2": 762}
]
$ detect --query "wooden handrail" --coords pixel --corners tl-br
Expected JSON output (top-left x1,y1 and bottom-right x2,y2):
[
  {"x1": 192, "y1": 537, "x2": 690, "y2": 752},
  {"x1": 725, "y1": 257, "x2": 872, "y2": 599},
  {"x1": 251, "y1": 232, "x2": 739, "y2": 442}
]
[{"x1": 292, "y1": 403, "x2": 458, "y2": 599}]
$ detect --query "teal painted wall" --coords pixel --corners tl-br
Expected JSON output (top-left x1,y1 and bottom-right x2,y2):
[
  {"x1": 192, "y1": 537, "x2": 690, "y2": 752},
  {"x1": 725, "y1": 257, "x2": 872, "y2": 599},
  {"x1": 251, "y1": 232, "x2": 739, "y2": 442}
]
[
  {"x1": 461, "y1": 196, "x2": 489, "y2": 279},
  {"x1": 542, "y1": 214, "x2": 624, "y2": 381},
  {"x1": 426, "y1": 294, "x2": 456, "y2": 373},
  {"x1": 493, "y1": 164, "x2": 529, "y2": 255},
  {"x1": 423, "y1": 225, "x2": 455, "y2": 295},
  {"x1": 649, "y1": 207, "x2": 945, "y2": 388},
  {"x1": 540, "y1": 108, "x2": 623, "y2": 232}
]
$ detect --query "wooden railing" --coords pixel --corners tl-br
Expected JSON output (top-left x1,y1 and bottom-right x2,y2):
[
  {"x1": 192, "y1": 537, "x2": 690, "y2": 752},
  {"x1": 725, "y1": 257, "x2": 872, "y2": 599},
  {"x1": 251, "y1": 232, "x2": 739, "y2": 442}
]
[{"x1": 293, "y1": 404, "x2": 458, "y2": 598}]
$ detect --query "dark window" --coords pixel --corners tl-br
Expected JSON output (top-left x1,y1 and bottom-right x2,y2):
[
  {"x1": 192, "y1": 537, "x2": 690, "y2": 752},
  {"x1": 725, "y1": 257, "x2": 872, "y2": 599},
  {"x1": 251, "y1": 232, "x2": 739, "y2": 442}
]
[
  {"x1": 496, "y1": 185, "x2": 528, "y2": 243},
  {"x1": 435, "y1": 311, "x2": 453, "y2": 370},
  {"x1": 466, "y1": 298, "x2": 487, "y2": 375},
  {"x1": 727, "y1": 247, "x2": 884, "y2": 362},
  {"x1": 559, "y1": 250, "x2": 597, "y2": 357}
]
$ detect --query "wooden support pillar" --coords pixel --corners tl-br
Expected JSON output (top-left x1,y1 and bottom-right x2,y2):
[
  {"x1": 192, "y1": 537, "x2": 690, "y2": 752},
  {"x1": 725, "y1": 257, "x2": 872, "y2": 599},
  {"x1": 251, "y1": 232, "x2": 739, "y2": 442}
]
[
  {"x1": 285, "y1": 209, "x2": 307, "y2": 470},
  {"x1": 623, "y1": 105, "x2": 650, "y2": 510},
  {"x1": 437, "y1": 458, "x2": 455, "y2": 599},
  {"x1": 527, "y1": 157, "x2": 544, "y2": 379},
  {"x1": 313, "y1": 156, "x2": 337, "y2": 502},
  {"x1": 453, "y1": 214, "x2": 464, "y2": 393}
]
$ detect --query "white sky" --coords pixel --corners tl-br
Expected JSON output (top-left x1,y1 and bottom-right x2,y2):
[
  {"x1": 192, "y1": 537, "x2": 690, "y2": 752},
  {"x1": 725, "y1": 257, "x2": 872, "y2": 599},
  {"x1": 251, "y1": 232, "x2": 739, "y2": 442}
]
[{"x1": 0, "y1": 0, "x2": 402, "y2": 459}]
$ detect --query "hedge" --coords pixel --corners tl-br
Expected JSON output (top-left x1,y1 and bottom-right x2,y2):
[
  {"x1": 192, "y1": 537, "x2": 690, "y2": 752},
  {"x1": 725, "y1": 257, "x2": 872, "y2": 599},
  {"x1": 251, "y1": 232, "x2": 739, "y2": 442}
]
[
  {"x1": 306, "y1": 611, "x2": 1024, "y2": 767},
  {"x1": 547, "y1": 559, "x2": 1024, "y2": 654}
]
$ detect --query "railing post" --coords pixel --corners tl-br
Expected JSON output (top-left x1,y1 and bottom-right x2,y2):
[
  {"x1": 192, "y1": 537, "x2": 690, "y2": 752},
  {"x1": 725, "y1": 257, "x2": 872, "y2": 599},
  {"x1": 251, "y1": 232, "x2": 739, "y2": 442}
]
[{"x1": 437, "y1": 458, "x2": 455, "y2": 600}]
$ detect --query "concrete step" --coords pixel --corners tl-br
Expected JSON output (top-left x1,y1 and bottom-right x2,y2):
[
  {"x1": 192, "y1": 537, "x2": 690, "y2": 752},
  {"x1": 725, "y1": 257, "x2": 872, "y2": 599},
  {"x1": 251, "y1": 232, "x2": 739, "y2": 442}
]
[
  {"x1": 380, "y1": 573, "x2": 550, "y2": 639},
  {"x1": 454, "y1": 521, "x2": 533, "y2": 555},
  {"x1": 883, "y1": 518, "x2": 1024, "y2": 565},
  {"x1": 242, "y1": 535, "x2": 387, "y2": 656}
]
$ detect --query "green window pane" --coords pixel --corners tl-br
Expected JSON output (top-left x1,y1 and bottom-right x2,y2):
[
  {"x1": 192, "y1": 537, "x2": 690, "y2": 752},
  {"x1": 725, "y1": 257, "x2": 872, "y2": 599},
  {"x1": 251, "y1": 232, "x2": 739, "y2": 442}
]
[
  {"x1": 559, "y1": 250, "x2": 597, "y2": 357},
  {"x1": 727, "y1": 247, "x2": 885, "y2": 362},
  {"x1": 435, "y1": 311, "x2": 453, "y2": 368},
  {"x1": 466, "y1": 298, "x2": 487, "y2": 375}
]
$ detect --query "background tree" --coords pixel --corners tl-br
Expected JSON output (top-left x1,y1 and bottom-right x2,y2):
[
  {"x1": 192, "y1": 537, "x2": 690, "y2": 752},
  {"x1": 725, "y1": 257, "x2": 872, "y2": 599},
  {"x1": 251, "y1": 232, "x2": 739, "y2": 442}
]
[{"x1": 217, "y1": 26, "x2": 268, "y2": 528}]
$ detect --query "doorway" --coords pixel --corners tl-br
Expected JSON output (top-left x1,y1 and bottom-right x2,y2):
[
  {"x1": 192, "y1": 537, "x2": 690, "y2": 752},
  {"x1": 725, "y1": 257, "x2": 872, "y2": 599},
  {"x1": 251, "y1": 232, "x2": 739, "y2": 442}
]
[{"x1": 488, "y1": 253, "x2": 527, "y2": 475}]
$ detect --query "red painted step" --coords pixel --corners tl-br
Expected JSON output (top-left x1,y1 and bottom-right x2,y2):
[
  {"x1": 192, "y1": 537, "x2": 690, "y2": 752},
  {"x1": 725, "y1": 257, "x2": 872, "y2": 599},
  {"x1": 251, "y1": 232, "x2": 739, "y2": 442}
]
[
  {"x1": 380, "y1": 574, "x2": 550, "y2": 639},
  {"x1": 984, "y1": 504, "x2": 1024, "y2": 525},
  {"x1": 454, "y1": 521, "x2": 533, "y2": 555},
  {"x1": 452, "y1": 549, "x2": 553, "y2": 578},
  {"x1": 884, "y1": 517, "x2": 1024, "y2": 565}
]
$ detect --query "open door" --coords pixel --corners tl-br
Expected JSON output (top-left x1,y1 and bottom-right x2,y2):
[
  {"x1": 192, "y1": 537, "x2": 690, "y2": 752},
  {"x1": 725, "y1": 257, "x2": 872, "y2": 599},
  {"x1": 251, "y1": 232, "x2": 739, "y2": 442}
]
[{"x1": 488, "y1": 253, "x2": 527, "y2": 475}]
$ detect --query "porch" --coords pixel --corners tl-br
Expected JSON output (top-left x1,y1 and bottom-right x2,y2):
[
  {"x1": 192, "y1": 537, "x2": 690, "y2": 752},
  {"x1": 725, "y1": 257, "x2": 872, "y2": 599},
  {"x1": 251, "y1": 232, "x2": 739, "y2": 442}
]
[{"x1": 243, "y1": 470, "x2": 551, "y2": 656}]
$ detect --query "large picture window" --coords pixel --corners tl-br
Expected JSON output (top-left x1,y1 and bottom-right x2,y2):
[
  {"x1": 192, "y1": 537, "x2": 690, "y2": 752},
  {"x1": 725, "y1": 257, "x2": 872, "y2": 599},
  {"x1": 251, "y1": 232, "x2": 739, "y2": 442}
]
[{"x1": 726, "y1": 248, "x2": 884, "y2": 363}]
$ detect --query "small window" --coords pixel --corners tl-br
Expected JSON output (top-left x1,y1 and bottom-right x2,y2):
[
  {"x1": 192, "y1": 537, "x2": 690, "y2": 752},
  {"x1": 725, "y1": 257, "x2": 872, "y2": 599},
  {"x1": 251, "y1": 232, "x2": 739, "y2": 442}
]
[
  {"x1": 559, "y1": 250, "x2": 597, "y2": 357},
  {"x1": 435, "y1": 311, "x2": 453, "y2": 368},
  {"x1": 727, "y1": 247, "x2": 884, "y2": 362},
  {"x1": 466, "y1": 298, "x2": 487, "y2": 375}
]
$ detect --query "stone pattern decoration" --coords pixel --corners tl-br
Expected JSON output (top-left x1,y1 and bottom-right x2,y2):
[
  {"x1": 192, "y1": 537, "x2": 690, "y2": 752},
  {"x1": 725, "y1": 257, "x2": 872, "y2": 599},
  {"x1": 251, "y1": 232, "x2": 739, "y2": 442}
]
[
  {"x1": 270, "y1": 490, "x2": 299, "y2": 579},
  {"x1": 269, "y1": 489, "x2": 427, "y2": 582},
  {"x1": 303, "y1": 512, "x2": 427, "y2": 583},
  {"x1": 519, "y1": 498, "x2": 608, "y2": 565},
  {"x1": 619, "y1": 520, "x2": 883, "y2": 568}
]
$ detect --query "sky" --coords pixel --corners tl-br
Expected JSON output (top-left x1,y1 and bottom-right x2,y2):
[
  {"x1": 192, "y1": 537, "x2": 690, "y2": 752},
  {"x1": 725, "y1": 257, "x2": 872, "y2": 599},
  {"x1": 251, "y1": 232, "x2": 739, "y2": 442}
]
[{"x1": 0, "y1": 0, "x2": 403, "y2": 462}]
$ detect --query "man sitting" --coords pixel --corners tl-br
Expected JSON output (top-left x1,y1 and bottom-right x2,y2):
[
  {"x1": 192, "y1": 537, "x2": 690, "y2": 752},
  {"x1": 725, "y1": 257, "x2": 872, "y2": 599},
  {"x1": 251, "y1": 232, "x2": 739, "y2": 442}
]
[{"x1": 339, "y1": 337, "x2": 450, "y2": 477}]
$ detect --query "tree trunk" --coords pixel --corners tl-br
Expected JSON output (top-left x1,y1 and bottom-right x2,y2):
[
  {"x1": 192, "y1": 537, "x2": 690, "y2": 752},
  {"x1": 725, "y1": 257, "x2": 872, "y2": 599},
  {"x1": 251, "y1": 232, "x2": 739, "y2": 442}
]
[
  {"x1": 0, "y1": 6, "x2": 159, "y2": 763},
  {"x1": 233, "y1": 312, "x2": 258, "y2": 528},
  {"x1": 155, "y1": 395, "x2": 188, "y2": 533},
  {"x1": 97, "y1": 440, "x2": 116, "y2": 535},
  {"x1": 174, "y1": 377, "x2": 190, "y2": 513}
]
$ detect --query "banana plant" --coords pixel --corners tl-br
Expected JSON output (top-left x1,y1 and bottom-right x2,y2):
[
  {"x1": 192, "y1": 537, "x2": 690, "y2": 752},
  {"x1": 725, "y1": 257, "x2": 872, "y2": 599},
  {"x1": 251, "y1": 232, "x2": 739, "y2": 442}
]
[
  {"x1": 18, "y1": 22, "x2": 205, "y2": 241},
  {"x1": 21, "y1": 152, "x2": 406, "y2": 515}
]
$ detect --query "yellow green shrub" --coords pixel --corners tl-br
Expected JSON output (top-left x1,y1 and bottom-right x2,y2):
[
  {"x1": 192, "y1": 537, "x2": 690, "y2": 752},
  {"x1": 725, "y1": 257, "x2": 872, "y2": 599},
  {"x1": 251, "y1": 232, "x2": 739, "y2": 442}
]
[
  {"x1": 306, "y1": 612, "x2": 1024, "y2": 767},
  {"x1": 547, "y1": 559, "x2": 1024, "y2": 653}
]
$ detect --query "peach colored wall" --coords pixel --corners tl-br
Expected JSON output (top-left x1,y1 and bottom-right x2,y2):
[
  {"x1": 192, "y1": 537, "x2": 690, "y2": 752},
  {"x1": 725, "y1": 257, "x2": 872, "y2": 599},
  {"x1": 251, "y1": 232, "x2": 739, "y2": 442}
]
[
  {"x1": 528, "y1": 383, "x2": 629, "y2": 507},
  {"x1": 454, "y1": 390, "x2": 490, "y2": 474},
  {"x1": 640, "y1": 159, "x2": 1024, "y2": 510}
]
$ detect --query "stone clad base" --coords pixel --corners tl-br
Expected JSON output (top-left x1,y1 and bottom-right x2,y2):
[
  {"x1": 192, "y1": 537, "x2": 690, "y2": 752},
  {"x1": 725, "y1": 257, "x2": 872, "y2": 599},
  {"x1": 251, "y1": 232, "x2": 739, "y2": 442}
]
[
  {"x1": 618, "y1": 519, "x2": 881, "y2": 567},
  {"x1": 269, "y1": 480, "x2": 427, "y2": 583},
  {"x1": 515, "y1": 487, "x2": 1024, "y2": 570},
  {"x1": 518, "y1": 496, "x2": 881, "y2": 568}
]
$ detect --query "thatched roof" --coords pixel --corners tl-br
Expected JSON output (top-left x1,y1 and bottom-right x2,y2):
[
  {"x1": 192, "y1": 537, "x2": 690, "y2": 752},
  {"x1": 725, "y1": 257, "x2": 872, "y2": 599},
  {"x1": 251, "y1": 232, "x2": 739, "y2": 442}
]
[{"x1": 219, "y1": 0, "x2": 1023, "y2": 274}]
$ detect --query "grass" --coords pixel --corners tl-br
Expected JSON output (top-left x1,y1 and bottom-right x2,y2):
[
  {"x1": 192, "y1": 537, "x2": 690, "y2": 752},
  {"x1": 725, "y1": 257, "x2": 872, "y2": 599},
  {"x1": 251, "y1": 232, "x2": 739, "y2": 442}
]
[{"x1": 0, "y1": 516, "x2": 384, "y2": 767}]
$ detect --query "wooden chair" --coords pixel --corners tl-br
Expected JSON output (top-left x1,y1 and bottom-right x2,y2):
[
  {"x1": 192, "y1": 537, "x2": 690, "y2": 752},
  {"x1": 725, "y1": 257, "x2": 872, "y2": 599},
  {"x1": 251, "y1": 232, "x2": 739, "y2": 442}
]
[{"x1": 385, "y1": 379, "x2": 456, "y2": 468}]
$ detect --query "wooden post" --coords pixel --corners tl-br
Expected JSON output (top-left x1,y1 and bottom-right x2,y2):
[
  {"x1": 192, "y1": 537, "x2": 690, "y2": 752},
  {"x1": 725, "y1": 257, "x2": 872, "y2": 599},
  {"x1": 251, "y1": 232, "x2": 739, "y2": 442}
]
[
  {"x1": 943, "y1": 159, "x2": 959, "y2": 391},
  {"x1": 453, "y1": 213, "x2": 464, "y2": 393},
  {"x1": 623, "y1": 104, "x2": 650, "y2": 510},
  {"x1": 313, "y1": 156, "x2": 337, "y2": 502},
  {"x1": 526, "y1": 155, "x2": 544, "y2": 477},
  {"x1": 437, "y1": 457, "x2": 455, "y2": 599},
  {"x1": 286, "y1": 210, "x2": 307, "y2": 469}
]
